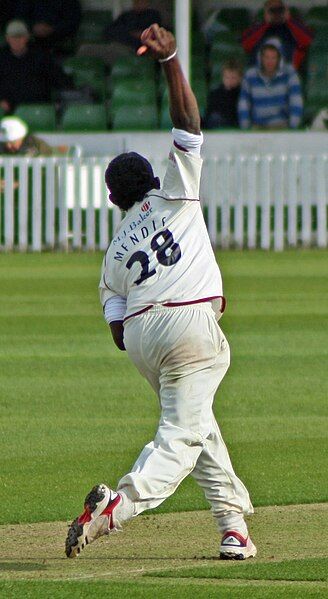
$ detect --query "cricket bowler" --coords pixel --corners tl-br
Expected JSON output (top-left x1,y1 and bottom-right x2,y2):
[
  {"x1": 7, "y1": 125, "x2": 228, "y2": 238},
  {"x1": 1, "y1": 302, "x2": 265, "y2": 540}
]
[{"x1": 66, "y1": 24, "x2": 256, "y2": 561}]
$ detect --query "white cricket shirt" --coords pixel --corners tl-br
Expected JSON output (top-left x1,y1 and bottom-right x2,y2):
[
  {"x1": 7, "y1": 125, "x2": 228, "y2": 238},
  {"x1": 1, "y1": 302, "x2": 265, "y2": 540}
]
[{"x1": 99, "y1": 130, "x2": 224, "y2": 321}]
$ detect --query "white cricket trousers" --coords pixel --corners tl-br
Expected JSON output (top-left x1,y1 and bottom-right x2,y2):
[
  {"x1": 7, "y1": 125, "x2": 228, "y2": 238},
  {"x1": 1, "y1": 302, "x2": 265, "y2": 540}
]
[{"x1": 116, "y1": 303, "x2": 253, "y2": 533}]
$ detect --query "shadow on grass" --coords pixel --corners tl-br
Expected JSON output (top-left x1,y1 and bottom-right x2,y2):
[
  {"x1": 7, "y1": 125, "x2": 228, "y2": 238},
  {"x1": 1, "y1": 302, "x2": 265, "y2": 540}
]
[
  {"x1": 1, "y1": 555, "x2": 220, "y2": 562},
  {"x1": 0, "y1": 561, "x2": 47, "y2": 572}
]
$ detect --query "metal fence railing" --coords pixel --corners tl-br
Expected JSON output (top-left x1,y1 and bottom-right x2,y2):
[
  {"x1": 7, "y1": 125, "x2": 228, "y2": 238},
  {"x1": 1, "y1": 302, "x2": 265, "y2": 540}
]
[{"x1": 0, "y1": 153, "x2": 327, "y2": 251}]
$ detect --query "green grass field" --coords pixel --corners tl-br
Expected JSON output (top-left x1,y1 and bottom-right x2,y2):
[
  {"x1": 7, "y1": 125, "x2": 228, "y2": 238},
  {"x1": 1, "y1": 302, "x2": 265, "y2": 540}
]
[{"x1": 0, "y1": 250, "x2": 327, "y2": 597}]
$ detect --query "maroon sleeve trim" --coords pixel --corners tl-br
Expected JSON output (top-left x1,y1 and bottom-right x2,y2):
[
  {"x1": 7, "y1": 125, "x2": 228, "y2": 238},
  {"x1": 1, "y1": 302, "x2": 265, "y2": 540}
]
[
  {"x1": 150, "y1": 192, "x2": 200, "y2": 203},
  {"x1": 242, "y1": 22, "x2": 269, "y2": 52},
  {"x1": 173, "y1": 140, "x2": 189, "y2": 152}
]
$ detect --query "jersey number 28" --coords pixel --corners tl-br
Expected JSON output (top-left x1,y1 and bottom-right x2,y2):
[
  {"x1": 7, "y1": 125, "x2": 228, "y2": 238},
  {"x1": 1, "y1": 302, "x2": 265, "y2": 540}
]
[{"x1": 126, "y1": 228, "x2": 181, "y2": 285}]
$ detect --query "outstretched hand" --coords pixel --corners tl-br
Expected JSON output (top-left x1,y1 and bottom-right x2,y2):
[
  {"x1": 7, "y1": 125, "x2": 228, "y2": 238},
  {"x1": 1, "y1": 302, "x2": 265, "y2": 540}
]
[{"x1": 137, "y1": 23, "x2": 176, "y2": 61}]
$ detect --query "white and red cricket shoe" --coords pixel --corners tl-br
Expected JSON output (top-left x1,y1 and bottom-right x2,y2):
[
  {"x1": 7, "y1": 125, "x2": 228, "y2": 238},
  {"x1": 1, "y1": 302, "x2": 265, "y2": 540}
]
[
  {"x1": 65, "y1": 483, "x2": 121, "y2": 558},
  {"x1": 219, "y1": 530, "x2": 257, "y2": 560}
]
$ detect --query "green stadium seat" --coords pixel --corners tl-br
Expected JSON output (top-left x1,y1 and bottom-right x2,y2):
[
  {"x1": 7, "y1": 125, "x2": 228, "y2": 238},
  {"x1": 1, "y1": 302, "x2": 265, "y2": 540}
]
[
  {"x1": 307, "y1": 48, "x2": 328, "y2": 102},
  {"x1": 211, "y1": 30, "x2": 240, "y2": 51},
  {"x1": 311, "y1": 23, "x2": 328, "y2": 49},
  {"x1": 15, "y1": 104, "x2": 56, "y2": 131},
  {"x1": 63, "y1": 57, "x2": 106, "y2": 101},
  {"x1": 110, "y1": 55, "x2": 155, "y2": 80},
  {"x1": 112, "y1": 104, "x2": 158, "y2": 130},
  {"x1": 74, "y1": 70, "x2": 106, "y2": 101},
  {"x1": 64, "y1": 56, "x2": 106, "y2": 74},
  {"x1": 61, "y1": 104, "x2": 107, "y2": 131},
  {"x1": 108, "y1": 57, "x2": 156, "y2": 99},
  {"x1": 111, "y1": 80, "x2": 157, "y2": 109}
]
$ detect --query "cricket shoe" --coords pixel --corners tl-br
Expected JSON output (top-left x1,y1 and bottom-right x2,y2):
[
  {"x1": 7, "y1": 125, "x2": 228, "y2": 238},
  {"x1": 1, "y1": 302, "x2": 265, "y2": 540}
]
[
  {"x1": 219, "y1": 531, "x2": 257, "y2": 560},
  {"x1": 65, "y1": 483, "x2": 121, "y2": 558}
]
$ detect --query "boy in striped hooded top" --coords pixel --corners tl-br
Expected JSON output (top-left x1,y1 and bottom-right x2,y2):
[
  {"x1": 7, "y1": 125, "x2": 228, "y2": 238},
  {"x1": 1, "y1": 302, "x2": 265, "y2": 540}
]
[{"x1": 238, "y1": 38, "x2": 303, "y2": 130}]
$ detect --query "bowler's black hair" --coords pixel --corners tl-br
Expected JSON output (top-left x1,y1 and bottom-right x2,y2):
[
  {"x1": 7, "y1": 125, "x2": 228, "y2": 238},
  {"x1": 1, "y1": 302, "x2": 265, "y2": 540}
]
[{"x1": 105, "y1": 152, "x2": 160, "y2": 211}]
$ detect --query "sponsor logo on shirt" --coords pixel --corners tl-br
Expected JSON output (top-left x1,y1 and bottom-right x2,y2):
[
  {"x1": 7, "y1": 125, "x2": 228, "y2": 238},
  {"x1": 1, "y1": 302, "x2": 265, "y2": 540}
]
[
  {"x1": 141, "y1": 201, "x2": 151, "y2": 212},
  {"x1": 113, "y1": 207, "x2": 154, "y2": 245}
]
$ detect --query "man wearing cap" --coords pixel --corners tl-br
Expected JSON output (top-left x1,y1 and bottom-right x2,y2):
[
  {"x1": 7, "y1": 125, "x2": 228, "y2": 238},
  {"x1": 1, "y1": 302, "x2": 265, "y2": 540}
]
[
  {"x1": 0, "y1": 115, "x2": 54, "y2": 192},
  {"x1": 0, "y1": 115, "x2": 70, "y2": 192},
  {"x1": 0, "y1": 116, "x2": 53, "y2": 156},
  {"x1": 0, "y1": 20, "x2": 71, "y2": 113}
]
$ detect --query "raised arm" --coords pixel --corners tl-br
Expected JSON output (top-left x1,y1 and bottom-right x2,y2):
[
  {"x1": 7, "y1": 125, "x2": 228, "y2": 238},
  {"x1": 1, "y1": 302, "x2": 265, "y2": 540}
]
[{"x1": 138, "y1": 24, "x2": 200, "y2": 135}]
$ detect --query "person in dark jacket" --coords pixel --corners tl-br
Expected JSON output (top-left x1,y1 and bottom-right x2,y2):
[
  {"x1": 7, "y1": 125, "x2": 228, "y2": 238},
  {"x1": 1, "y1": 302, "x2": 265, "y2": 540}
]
[
  {"x1": 0, "y1": 20, "x2": 71, "y2": 113},
  {"x1": 204, "y1": 59, "x2": 242, "y2": 129},
  {"x1": 13, "y1": 0, "x2": 81, "y2": 48},
  {"x1": 104, "y1": 0, "x2": 161, "y2": 52},
  {"x1": 242, "y1": 0, "x2": 313, "y2": 71},
  {"x1": 78, "y1": 0, "x2": 162, "y2": 66}
]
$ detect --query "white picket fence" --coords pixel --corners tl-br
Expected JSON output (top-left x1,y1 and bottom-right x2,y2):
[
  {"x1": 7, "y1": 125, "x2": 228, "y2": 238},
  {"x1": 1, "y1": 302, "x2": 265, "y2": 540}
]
[{"x1": 0, "y1": 153, "x2": 327, "y2": 251}]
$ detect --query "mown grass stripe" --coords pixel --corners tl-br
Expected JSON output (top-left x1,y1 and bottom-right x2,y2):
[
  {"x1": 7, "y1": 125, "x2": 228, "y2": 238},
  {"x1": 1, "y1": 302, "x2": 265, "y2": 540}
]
[{"x1": 144, "y1": 557, "x2": 328, "y2": 582}]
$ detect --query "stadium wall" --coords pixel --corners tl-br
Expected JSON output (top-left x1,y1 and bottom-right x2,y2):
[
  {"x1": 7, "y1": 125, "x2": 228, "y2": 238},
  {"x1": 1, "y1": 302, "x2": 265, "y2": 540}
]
[
  {"x1": 40, "y1": 131, "x2": 328, "y2": 158},
  {"x1": 1, "y1": 134, "x2": 327, "y2": 252}
]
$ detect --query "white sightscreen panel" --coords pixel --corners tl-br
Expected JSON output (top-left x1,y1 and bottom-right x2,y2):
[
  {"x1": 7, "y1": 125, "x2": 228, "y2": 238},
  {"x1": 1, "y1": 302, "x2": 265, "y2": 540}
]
[
  {"x1": 45, "y1": 158, "x2": 56, "y2": 249},
  {"x1": 18, "y1": 160, "x2": 29, "y2": 251}
]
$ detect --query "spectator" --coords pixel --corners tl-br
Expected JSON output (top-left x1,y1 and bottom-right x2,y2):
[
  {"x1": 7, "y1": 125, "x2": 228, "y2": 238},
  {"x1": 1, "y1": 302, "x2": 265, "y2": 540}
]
[
  {"x1": 0, "y1": 116, "x2": 71, "y2": 193},
  {"x1": 78, "y1": 0, "x2": 162, "y2": 66},
  {"x1": 13, "y1": 0, "x2": 81, "y2": 50},
  {"x1": 204, "y1": 59, "x2": 242, "y2": 129},
  {"x1": 0, "y1": 20, "x2": 72, "y2": 114},
  {"x1": 238, "y1": 39, "x2": 303, "y2": 130},
  {"x1": 242, "y1": 0, "x2": 313, "y2": 71},
  {"x1": 105, "y1": 0, "x2": 161, "y2": 52},
  {"x1": 0, "y1": 116, "x2": 53, "y2": 156}
]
